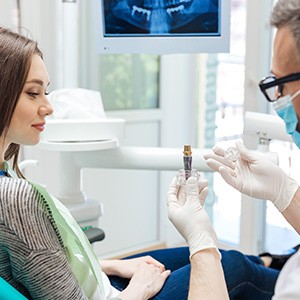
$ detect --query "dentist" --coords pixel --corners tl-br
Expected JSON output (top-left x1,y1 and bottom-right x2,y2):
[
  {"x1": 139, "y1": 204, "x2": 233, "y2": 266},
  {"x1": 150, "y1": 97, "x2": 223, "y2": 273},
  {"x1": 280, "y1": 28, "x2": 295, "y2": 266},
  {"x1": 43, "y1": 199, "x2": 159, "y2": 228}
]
[{"x1": 168, "y1": 0, "x2": 300, "y2": 299}]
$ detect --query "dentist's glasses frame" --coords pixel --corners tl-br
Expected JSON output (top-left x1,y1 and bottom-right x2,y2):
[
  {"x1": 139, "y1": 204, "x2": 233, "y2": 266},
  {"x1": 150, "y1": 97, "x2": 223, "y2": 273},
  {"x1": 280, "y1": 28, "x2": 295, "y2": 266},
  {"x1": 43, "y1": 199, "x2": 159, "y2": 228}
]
[{"x1": 259, "y1": 72, "x2": 300, "y2": 102}]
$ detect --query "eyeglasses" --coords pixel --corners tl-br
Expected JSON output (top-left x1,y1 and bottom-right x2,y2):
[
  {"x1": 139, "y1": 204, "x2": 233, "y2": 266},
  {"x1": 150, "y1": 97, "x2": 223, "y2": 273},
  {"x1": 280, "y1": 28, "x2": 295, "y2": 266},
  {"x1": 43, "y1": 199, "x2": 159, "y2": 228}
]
[{"x1": 259, "y1": 72, "x2": 300, "y2": 102}]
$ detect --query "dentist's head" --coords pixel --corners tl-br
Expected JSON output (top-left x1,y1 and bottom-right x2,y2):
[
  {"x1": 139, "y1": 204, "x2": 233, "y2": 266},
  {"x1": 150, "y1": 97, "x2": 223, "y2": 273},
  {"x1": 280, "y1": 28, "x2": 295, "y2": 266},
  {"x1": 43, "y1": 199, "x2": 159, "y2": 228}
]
[{"x1": 259, "y1": 0, "x2": 300, "y2": 147}]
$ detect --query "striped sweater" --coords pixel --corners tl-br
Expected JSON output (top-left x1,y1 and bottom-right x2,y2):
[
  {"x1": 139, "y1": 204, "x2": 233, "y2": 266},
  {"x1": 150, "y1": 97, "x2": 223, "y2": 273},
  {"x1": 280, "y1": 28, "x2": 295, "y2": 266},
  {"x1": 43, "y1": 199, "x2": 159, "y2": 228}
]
[{"x1": 0, "y1": 177, "x2": 87, "y2": 299}]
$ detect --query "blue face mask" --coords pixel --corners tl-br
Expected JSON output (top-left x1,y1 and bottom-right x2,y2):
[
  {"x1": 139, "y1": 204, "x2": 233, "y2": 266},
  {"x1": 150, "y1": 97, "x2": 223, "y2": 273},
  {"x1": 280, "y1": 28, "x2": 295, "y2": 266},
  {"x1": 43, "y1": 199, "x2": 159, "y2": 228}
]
[{"x1": 272, "y1": 89, "x2": 300, "y2": 148}]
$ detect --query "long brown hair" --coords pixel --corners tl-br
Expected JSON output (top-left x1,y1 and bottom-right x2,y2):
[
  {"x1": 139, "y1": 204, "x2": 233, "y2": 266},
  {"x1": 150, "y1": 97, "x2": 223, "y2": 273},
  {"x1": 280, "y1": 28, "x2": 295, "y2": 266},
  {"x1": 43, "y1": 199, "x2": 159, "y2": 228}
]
[{"x1": 0, "y1": 27, "x2": 43, "y2": 177}]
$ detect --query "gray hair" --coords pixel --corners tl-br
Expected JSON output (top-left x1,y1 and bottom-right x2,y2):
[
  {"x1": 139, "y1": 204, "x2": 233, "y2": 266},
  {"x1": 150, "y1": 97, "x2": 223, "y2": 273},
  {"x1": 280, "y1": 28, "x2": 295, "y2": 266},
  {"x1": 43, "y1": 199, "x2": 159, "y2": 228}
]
[{"x1": 271, "y1": 0, "x2": 300, "y2": 52}]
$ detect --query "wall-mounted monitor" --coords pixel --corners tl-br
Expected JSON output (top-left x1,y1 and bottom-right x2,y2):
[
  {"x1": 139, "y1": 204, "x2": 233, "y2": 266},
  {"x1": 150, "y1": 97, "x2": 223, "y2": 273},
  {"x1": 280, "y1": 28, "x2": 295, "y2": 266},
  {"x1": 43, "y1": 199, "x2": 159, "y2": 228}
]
[{"x1": 93, "y1": 0, "x2": 231, "y2": 54}]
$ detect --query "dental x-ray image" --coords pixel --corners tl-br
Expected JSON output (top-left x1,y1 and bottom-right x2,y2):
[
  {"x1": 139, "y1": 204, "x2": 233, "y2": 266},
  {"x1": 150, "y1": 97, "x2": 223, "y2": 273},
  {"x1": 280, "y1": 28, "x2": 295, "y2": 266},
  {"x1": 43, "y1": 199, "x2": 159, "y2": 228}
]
[{"x1": 103, "y1": 0, "x2": 220, "y2": 36}]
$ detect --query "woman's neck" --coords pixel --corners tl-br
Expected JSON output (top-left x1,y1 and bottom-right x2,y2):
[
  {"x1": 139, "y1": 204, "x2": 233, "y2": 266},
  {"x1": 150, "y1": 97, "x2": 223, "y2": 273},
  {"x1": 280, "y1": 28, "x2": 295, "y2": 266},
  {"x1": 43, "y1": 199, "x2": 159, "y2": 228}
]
[
  {"x1": 0, "y1": 160, "x2": 5, "y2": 170},
  {"x1": 0, "y1": 139, "x2": 9, "y2": 169}
]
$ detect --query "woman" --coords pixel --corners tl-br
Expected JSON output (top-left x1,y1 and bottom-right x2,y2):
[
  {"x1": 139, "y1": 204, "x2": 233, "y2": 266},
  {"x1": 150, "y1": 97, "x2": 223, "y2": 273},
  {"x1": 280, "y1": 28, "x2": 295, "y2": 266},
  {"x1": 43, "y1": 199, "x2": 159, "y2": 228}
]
[
  {"x1": 0, "y1": 27, "x2": 171, "y2": 300},
  {"x1": 1, "y1": 25, "x2": 220, "y2": 300}
]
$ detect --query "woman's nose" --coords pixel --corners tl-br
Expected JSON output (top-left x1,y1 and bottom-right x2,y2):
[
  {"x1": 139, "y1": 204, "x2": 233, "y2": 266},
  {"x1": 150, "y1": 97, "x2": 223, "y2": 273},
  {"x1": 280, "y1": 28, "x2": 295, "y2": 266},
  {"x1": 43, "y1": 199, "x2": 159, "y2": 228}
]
[
  {"x1": 40, "y1": 95, "x2": 54, "y2": 116},
  {"x1": 45, "y1": 103, "x2": 54, "y2": 116}
]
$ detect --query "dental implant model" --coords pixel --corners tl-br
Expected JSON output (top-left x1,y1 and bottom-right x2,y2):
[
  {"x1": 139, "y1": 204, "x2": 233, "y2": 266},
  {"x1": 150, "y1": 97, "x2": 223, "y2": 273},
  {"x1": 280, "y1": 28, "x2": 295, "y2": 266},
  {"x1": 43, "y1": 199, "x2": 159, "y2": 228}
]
[
  {"x1": 177, "y1": 144, "x2": 200, "y2": 186},
  {"x1": 183, "y1": 144, "x2": 192, "y2": 180},
  {"x1": 224, "y1": 147, "x2": 240, "y2": 162}
]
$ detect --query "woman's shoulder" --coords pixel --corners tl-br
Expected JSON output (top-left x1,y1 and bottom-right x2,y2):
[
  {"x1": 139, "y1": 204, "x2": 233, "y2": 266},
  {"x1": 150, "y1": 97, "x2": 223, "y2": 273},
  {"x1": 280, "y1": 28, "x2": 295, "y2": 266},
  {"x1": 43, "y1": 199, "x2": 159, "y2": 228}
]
[
  {"x1": 0, "y1": 177, "x2": 46, "y2": 222},
  {"x1": 0, "y1": 177, "x2": 63, "y2": 250},
  {"x1": 0, "y1": 176, "x2": 32, "y2": 189},
  {"x1": 0, "y1": 177, "x2": 39, "y2": 203}
]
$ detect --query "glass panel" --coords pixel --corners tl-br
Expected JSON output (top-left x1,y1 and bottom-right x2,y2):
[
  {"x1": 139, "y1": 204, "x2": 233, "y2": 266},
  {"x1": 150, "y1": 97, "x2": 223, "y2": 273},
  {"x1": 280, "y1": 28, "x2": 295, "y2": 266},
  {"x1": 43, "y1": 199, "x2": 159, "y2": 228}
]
[{"x1": 96, "y1": 54, "x2": 160, "y2": 110}]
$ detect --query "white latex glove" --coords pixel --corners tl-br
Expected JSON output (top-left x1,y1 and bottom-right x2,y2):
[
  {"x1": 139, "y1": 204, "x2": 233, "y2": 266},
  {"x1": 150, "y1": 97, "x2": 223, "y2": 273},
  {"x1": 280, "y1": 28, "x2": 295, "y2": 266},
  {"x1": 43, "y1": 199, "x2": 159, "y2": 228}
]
[
  {"x1": 167, "y1": 176, "x2": 221, "y2": 259},
  {"x1": 204, "y1": 141, "x2": 299, "y2": 212}
]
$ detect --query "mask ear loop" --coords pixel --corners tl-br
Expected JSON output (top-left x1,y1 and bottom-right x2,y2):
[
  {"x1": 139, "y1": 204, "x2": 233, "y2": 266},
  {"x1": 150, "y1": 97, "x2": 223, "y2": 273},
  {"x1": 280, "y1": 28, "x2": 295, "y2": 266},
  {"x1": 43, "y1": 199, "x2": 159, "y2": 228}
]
[
  {"x1": 272, "y1": 88, "x2": 300, "y2": 111},
  {"x1": 290, "y1": 88, "x2": 300, "y2": 101},
  {"x1": 287, "y1": 88, "x2": 300, "y2": 175}
]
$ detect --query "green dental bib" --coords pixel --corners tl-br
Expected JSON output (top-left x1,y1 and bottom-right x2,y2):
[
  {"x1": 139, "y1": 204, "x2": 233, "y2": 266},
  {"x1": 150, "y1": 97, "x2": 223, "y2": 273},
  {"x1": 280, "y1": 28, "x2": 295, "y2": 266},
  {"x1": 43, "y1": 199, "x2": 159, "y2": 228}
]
[
  {"x1": 3, "y1": 162, "x2": 105, "y2": 299},
  {"x1": 30, "y1": 182, "x2": 105, "y2": 300}
]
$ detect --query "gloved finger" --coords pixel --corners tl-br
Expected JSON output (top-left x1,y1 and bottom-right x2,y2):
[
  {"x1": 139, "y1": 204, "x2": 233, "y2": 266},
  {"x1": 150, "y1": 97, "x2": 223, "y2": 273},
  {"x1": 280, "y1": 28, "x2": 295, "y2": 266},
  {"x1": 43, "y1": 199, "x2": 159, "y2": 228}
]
[
  {"x1": 167, "y1": 202, "x2": 180, "y2": 221},
  {"x1": 204, "y1": 151, "x2": 236, "y2": 169},
  {"x1": 186, "y1": 176, "x2": 198, "y2": 188},
  {"x1": 185, "y1": 177, "x2": 202, "y2": 205},
  {"x1": 177, "y1": 185, "x2": 187, "y2": 206},
  {"x1": 219, "y1": 166, "x2": 240, "y2": 191},
  {"x1": 199, "y1": 186, "x2": 209, "y2": 206},
  {"x1": 198, "y1": 179, "x2": 208, "y2": 206},
  {"x1": 203, "y1": 149, "x2": 222, "y2": 161},
  {"x1": 198, "y1": 178, "x2": 208, "y2": 191},
  {"x1": 236, "y1": 141, "x2": 262, "y2": 162},
  {"x1": 222, "y1": 166, "x2": 238, "y2": 178},
  {"x1": 167, "y1": 176, "x2": 179, "y2": 197},
  {"x1": 204, "y1": 158, "x2": 219, "y2": 172},
  {"x1": 167, "y1": 176, "x2": 181, "y2": 208},
  {"x1": 212, "y1": 145, "x2": 226, "y2": 156},
  {"x1": 205, "y1": 158, "x2": 236, "y2": 173}
]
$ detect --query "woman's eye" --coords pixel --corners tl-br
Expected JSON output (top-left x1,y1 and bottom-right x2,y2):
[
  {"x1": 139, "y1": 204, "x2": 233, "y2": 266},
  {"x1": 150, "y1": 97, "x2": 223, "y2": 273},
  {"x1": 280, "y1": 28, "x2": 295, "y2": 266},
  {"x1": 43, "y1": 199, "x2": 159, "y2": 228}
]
[{"x1": 27, "y1": 92, "x2": 39, "y2": 98}]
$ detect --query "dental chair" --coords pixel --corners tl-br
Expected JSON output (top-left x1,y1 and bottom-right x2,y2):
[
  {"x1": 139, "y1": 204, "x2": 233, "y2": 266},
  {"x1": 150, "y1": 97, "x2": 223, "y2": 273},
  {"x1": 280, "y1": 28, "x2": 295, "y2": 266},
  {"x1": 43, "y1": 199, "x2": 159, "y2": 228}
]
[
  {"x1": 0, "y1": 278, "x2": 27, "y2": 300},
  {"x1": 82, "y1": 226, "x2": 105, "y2": 243},
  {"x1": 0, "y1": 226, "x2": 105, "y2": 300}
]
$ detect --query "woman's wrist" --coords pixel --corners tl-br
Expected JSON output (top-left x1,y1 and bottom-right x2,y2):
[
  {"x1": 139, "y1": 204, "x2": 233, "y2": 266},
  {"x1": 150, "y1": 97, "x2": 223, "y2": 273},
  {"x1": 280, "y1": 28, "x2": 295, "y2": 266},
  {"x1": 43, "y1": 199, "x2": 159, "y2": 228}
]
[{"x1": 99, "y1": 259, "x2": 120, "y2": 276}]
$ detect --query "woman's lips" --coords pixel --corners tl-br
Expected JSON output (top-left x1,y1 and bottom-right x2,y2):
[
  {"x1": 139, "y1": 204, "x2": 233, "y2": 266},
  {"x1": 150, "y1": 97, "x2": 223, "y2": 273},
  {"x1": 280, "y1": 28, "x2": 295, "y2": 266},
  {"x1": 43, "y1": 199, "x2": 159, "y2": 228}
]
[{"x1": 32, "y1": 123, "x2": 45, "y2": 132}]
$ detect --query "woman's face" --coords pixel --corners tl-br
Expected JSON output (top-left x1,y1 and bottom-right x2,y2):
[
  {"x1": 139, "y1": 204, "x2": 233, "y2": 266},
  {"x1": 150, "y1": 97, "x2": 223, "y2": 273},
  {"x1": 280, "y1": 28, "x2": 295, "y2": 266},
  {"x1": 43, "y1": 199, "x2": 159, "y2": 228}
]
[{"x1": 5, "y1": 54, "x2": 53, "y2": 146}]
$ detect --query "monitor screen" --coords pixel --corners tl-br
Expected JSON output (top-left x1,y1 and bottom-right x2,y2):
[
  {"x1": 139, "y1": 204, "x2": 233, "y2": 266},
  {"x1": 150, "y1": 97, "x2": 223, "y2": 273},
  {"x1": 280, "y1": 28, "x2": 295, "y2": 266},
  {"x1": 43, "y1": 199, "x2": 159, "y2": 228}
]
[{"x1": 93, "y1": 0, "x2": 230, "y2": 54}]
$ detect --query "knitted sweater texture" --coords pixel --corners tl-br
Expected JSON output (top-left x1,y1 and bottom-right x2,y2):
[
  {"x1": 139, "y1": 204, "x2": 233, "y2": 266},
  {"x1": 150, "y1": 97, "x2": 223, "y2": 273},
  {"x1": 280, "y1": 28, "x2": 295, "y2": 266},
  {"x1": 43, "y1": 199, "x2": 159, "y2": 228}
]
[{"x1": 0, "y1": 177, "x2": 87, "y2": 299}]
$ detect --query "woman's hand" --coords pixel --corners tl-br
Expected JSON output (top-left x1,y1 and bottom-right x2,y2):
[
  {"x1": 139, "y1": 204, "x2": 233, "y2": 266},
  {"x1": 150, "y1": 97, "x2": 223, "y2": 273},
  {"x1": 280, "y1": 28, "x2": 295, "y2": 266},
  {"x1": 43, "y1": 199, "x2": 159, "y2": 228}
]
[
  {"x1": 100, "y1": 256, "x2": 166, "y2": 278},
  {"x1": 118, "y1": 262, "x2": 171, "y2": 300}
]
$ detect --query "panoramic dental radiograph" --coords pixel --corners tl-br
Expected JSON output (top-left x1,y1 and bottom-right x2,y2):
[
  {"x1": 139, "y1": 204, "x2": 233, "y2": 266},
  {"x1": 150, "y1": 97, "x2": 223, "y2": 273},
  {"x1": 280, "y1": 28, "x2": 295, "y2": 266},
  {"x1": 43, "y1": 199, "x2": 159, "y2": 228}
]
[{"x1": 103, "y1": 0, "x2": 220, "y2": 35}]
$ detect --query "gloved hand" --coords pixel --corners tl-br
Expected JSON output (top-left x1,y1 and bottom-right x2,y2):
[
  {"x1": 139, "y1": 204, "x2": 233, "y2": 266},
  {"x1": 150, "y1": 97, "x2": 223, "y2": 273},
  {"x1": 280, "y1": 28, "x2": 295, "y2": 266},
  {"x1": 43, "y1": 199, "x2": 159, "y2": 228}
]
[
  {"x1": 204, "y1": 141, "x2": 299, "y2": 212},
  {"x1": 167, "y1": 176, "x2": 220, "y2": 259}
]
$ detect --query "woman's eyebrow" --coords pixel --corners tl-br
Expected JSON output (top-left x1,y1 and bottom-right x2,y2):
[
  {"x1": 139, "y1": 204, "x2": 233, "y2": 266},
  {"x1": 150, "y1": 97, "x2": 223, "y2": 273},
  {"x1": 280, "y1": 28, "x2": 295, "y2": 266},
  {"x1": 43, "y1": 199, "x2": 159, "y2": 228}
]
[{"x1": 25, "y1": 79, "x2": 50, "y2": 86}]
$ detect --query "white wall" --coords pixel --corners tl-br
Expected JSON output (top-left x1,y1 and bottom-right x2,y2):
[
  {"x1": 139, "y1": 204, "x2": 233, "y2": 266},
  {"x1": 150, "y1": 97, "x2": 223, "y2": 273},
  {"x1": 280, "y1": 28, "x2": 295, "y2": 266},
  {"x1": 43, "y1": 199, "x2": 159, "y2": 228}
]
[
  {"x1": 20, "y1": 0, "x2": 64, "y2": 90},
  {"x1": 0, "y1": 1, "x2": 18, "y2": 28}
]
